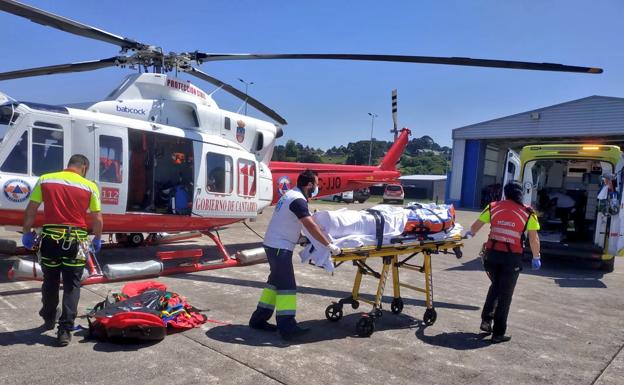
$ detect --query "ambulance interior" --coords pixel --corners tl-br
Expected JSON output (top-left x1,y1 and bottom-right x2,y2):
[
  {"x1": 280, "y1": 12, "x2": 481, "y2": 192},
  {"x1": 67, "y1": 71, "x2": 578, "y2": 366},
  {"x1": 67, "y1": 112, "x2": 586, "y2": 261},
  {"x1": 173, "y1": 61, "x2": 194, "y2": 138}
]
[
  {"x1": 526, "y1": 159, "x2": 611, "y2": 246},
  {"x1": 126, "y1": 130, "x2": 194, "y2": 215}
]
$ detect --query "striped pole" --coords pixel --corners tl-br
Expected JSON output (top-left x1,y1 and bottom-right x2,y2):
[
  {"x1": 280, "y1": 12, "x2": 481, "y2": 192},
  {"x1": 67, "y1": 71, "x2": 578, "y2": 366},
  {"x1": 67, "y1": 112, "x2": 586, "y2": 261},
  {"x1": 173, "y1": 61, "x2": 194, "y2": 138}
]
[{"x1": 391, "y1": 89, "x2": 398, "y2": 140}]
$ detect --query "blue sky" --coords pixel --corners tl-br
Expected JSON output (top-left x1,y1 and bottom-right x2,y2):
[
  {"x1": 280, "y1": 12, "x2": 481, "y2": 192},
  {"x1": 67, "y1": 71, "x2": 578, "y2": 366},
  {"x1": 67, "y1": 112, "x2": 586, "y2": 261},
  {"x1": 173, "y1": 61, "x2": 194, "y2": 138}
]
[{"x1": 1, "y1": 0, "x2": 622, "y2": 149}]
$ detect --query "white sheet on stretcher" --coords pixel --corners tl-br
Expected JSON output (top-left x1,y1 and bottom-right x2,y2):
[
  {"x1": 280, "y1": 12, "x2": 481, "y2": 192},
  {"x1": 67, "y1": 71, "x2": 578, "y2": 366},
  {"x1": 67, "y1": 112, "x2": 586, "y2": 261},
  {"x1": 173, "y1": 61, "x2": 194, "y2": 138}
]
[{"x1": 299, "y1": 204, "x2": 463, "y2": 272}]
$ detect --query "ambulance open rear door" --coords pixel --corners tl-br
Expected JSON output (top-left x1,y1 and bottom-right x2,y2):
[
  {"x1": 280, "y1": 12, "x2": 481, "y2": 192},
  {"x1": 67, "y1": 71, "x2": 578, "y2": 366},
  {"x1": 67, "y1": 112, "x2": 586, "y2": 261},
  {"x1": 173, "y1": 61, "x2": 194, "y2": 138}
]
[{"x1": 501, "y1": 149, "x2": 521, "y2": 198}]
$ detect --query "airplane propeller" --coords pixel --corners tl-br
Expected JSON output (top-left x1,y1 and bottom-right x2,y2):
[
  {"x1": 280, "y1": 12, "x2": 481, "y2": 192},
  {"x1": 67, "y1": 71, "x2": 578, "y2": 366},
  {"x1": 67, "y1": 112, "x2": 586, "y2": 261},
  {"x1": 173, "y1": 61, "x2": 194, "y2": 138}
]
[{"x1": 0, "y1": 0, "x2": 604, "y2": 125}]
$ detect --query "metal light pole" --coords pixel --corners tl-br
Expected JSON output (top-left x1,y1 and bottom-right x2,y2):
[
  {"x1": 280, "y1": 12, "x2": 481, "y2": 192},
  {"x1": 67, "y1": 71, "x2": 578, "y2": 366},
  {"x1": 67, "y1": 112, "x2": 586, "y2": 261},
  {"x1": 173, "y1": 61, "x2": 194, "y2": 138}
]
[
  {"x1": 367, "y1": 112, "x2": 378, "y2": 165},
  {"x1": 238, "y1": 78, "x2": 254, "y2": 115}
]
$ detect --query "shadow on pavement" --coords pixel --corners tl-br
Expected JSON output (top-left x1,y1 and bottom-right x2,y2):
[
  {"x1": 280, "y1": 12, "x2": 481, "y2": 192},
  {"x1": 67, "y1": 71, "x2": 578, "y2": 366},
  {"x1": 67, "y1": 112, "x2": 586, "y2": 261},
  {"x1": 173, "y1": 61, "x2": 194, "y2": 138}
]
[
  {"x1": 0, "y1": 287, "x2": 42, "y2": 296},
  {"x1": 414, "y1": 321, "x2": 491, "y2": 350},
  {"x1": 174, "y1": 274, "x2": 480, "y2": 311},
  {"x1": 0, "y1": 325, "x2": 58, "y2": 347},
  {"x1": 75, "y1": 328, "x2": 163, "y2": 351},
  {"x1": 446, "y1": 257, "x2": 607, "y2": 289},
  {"x1": 206, "y1": 312, "x2": 420, "y2": 347}
]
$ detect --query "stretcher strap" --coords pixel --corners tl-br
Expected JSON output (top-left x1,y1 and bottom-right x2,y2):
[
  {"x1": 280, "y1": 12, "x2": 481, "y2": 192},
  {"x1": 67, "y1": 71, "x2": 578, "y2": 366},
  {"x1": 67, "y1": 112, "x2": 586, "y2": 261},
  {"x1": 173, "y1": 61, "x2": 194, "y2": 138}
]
[{"x1": 366, "y1": 209, "x2": 385, "y2": 250}]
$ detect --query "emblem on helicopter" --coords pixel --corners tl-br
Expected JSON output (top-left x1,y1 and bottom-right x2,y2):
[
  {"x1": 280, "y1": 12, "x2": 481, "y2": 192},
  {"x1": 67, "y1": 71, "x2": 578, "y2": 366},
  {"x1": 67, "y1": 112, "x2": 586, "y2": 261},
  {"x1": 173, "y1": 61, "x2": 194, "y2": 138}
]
[
  {"x1": 3, "y1": 179, "x2": 31, "y2": 203},
  {"x1": 236, "y1": 120, "x2": 246, "y2": 143},
  {"x1": 277, "y1": 176, "x2": 292, "y2": 196}
]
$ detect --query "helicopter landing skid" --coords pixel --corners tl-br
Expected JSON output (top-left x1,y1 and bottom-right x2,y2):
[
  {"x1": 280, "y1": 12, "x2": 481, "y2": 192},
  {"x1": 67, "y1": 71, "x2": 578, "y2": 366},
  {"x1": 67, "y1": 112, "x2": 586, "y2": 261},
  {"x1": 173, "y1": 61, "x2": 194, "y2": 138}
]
[{"x1": 7, "y1": 230, "x2": 241, "y2": 285}]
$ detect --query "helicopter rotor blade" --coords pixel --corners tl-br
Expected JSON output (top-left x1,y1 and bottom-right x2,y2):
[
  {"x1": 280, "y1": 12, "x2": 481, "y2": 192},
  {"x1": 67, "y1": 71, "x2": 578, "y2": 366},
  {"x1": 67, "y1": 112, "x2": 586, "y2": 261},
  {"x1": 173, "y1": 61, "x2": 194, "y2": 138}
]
[
  {"x1": 192, "y1": 53, "x2": 603, "y2": 74},
  {"x1": 0, "y1": 0, "x2": 146, "y2": 50},
  {"x1": 188, "y1": 67, "x2": 288, "y2": 125},
  {"x1": 0, "y1": 57, "x2": 120, "y2": 81}
]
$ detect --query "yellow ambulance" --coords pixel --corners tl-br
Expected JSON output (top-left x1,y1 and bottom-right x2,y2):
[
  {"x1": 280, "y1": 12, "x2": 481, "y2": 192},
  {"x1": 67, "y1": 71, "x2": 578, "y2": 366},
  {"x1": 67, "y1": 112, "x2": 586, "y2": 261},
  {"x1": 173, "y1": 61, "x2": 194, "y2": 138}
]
[{"x1": 504, "y1": 144, "x2": 622, "y2": 272}]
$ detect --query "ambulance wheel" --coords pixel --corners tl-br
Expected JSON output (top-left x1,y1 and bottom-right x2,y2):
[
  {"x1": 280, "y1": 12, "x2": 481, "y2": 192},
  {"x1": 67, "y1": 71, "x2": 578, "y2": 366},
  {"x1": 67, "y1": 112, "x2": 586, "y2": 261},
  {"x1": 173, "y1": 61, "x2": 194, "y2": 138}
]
[
  {"x1": 391, "y1": 298, "x2": 404, "y2": 314},
  {"x1": 423, "y1": 308, "x2": 437, "y2": 326},
  {"x1": 325, "y1": 304, "x2": 343, "y2": 322},
  {"x1": 356, "y1": 317, "x2": 375, "y2": 337},
  {"x1": 351, "y1": 300, "x2": 360, "y2": 309},
  {"x1": 601, "y1": 258, "x2": 615, "y2": 273},
  {"x1": 127, "y1": 233, "x2": 144, "y2": 247}
]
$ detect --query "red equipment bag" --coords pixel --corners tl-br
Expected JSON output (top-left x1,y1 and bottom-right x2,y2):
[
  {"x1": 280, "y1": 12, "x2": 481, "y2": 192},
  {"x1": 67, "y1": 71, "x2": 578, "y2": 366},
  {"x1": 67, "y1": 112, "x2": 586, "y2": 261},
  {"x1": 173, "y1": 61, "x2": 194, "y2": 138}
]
[
  {"x1": 121, "y1": 280, "x2": 168, "y2": 297},
  {"x1": 87, "y1": 281, "x2": 207, "y2": 342},
  {"x1": 87, "y1": 290, "x2": 167, "y2": 342}
]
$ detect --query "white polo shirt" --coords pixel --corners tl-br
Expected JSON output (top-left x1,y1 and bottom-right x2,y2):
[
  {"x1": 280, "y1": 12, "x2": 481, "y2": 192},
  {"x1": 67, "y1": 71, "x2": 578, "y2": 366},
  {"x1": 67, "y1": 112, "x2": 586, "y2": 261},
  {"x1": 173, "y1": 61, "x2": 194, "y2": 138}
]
[{"x1": 263, "y1": 187, "x2": 311, "y2": 251}]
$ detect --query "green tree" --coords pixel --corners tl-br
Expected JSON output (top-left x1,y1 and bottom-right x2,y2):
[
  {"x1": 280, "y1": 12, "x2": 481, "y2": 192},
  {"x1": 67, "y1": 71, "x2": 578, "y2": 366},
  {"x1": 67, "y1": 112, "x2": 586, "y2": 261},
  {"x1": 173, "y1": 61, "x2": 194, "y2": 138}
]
[
  {"x1": 285, "y1": 140, "x2": 298, "y2": 158},
  {"x1": 271, "y1": 145, "x2": 287, "y2": 161}
]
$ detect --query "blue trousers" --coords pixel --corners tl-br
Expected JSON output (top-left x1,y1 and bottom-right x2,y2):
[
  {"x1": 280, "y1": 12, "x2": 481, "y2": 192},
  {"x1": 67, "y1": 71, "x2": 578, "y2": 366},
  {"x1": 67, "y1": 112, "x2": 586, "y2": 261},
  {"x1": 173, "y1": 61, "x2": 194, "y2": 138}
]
[{"x1": 249, "y1": 246, "x2": 298, "y2": 332}]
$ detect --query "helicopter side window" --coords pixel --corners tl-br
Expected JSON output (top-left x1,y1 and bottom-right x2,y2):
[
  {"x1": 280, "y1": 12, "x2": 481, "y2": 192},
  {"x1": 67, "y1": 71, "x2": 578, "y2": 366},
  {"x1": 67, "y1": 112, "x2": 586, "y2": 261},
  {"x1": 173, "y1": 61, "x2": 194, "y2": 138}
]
[
  {"x1": 224, "y1": 117, "x2": 231, "y2": 131},
  {"x1": 238, "y1": 159, "x2": 256, "y2": 197},
  {"x1": 206, "y1": 153, "x2": 232, "y2": 194},
  {"x1": 0, "y1": 131, "x2": 28, "y2": 174},
  {"x1": 99, "y1": 135, "x2": 123, "y2": 183},
  {"x1": 32, "y1": 123, "x2": 64, "y2": 176}
]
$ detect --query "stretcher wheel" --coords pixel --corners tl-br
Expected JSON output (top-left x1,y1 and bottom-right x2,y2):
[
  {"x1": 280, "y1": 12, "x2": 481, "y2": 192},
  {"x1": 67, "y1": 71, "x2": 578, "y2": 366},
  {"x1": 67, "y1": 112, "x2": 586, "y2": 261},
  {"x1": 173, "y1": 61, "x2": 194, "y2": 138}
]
[
  {"x1": 351, "y1": 300, "x2": 359, "y2": 310},
  {"x1": 356, "y1": 317, "x2": 375, "y2": 337},
  {"x1": 390, "y1": 298, "x2": 404, "y2": 314},
  {"x1": 423, "y1": 308, "x2": 437, "y2": 326},
  {"x1": 325, "y1": 304, "x2": 343, "y2": 322}
]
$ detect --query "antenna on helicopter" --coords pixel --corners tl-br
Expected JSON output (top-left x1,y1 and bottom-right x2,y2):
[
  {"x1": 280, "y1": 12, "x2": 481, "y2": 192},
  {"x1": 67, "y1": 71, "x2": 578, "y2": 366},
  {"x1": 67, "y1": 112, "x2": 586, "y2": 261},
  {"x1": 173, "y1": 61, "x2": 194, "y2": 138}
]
[{"x1": 208, "y1": 84, "x2": 225, "y2": 97}]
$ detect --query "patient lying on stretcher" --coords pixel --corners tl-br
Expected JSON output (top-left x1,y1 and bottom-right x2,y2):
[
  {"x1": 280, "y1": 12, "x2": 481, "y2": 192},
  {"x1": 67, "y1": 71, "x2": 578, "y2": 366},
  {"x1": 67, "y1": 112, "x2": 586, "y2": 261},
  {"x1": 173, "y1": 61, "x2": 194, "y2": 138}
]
[{"x1": 300, "y1": 203, "x2": 463, "y2": 272}]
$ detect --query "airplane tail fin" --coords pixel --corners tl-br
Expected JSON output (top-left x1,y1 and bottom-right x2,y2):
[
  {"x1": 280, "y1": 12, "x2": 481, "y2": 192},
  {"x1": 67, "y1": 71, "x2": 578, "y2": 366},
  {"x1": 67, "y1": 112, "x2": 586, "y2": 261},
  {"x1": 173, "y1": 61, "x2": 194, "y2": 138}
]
[{"x1": 378, "y1": 128, "x2": 411, "y2": 171}]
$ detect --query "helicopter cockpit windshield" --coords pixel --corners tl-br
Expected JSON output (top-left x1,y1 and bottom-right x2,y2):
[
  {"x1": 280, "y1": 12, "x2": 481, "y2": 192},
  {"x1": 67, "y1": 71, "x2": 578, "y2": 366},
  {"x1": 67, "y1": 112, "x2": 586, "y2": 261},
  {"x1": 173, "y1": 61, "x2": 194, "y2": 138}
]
[{"x1": 0, "y1": 103, "x2": 20, "y2": 141}]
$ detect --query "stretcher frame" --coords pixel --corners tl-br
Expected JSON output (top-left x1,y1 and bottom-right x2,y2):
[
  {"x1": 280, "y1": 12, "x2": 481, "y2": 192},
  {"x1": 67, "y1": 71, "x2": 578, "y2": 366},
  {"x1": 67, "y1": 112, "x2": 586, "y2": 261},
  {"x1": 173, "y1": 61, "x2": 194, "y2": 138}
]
[{"x1": 324, "y1": 236, "x2": 463, "y2": 337}]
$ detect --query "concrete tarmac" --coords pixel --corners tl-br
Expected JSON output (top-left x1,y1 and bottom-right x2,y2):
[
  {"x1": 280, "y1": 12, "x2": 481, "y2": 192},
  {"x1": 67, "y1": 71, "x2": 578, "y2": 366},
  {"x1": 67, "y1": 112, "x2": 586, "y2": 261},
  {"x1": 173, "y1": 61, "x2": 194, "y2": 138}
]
[{"x1": 0, "y1": 201, "x2": 623, "y2": 385}]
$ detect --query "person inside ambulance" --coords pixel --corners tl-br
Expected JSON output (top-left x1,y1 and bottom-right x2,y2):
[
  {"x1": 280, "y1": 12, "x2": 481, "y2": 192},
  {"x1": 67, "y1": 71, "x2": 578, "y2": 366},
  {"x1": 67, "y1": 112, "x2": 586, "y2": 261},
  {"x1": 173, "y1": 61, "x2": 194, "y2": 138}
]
[
  {"x1": 463, "y1": 181, "x2": 541, "y2": 344},
  {"x1": 549, "y1": 189, "x2": 576, "y2": 238}
]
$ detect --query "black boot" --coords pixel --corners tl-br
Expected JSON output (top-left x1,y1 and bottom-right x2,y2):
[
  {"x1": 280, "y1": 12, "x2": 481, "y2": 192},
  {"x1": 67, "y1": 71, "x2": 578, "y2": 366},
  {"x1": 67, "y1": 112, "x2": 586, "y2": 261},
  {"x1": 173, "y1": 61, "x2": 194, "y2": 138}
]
[
  {"x1": 480, "y1": 320, "x2": 493, "y2": 334},
  {"x1": 491, "y1": 334, "x2": 512, "y2": 344},
  {"x1": 249, "y1": 320, "x2": 278, "y2": 332},
  {"x1": 279, "y1": 325, "x2": 310, "y2": 341},
  {"x1": 57, "y1": 329, "x2": 71, "y2": 347}
]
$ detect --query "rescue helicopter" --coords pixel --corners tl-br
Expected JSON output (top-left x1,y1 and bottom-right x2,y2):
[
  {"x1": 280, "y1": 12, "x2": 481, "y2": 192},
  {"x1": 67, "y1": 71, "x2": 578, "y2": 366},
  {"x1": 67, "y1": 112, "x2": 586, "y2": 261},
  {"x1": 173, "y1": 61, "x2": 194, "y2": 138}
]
[{"x1": 0, "y1": 0, "x2": 602, "y2": 284}]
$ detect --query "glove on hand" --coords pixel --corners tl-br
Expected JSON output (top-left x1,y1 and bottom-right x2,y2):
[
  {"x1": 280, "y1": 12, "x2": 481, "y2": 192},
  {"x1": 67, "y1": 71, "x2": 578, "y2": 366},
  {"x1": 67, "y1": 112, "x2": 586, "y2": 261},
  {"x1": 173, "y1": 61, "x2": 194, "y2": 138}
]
[
  {"x1": 532, "y1": 257, "x2": 541, "y2": 270},
  {"x1": 328, "y1": 243, "x2": 342, "y2": 256},
  {"x1": 22, "y1": 232, "x2": 36, "y2": 249},
  {"x1": 91, "y1": 238, "x2": 102, "y2": 253},
  {"x1": 463, "y1": 231, "x2": 474, "y2": 239}
]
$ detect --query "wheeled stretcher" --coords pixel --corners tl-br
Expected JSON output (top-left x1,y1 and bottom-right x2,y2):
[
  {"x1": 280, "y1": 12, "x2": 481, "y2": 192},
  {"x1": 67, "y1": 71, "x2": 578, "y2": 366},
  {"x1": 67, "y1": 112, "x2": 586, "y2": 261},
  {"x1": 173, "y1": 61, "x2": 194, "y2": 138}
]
[{"x1": 324, "y1": 235, "x2": 463, "y2": 337}]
